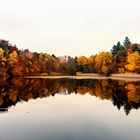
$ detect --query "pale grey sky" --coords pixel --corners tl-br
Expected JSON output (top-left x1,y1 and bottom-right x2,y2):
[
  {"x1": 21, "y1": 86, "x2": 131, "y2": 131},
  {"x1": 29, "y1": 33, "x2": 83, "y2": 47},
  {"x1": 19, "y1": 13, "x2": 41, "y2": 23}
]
[{"x1": 0, "y1": 0, "x2": 140, "y2": 56}]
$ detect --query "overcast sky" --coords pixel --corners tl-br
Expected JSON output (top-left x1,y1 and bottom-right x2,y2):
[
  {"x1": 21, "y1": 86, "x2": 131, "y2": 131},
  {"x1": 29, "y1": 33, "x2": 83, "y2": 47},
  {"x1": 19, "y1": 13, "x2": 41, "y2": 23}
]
[{"x1": 0, "y1": 0, "x2": 140, "y2": 56}]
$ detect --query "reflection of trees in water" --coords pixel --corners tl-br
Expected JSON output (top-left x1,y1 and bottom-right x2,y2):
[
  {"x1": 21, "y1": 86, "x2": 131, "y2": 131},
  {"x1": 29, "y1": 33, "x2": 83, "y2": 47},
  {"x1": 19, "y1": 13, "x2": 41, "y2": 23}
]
[{"x1": 0, "y1": 78, "x2": 140, "y2": 115}]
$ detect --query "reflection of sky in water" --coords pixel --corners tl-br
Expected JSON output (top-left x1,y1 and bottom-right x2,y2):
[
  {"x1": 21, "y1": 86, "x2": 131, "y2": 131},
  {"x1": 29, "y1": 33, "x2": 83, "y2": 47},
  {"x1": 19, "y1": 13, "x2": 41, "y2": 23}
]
[{"x1": 0, "y1": 94, "x2": 140, "y2": 140}]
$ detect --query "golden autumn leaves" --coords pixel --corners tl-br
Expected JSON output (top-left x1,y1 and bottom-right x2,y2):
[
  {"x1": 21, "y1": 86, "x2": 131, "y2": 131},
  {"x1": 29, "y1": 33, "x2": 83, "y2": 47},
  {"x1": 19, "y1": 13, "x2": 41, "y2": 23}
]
[
  {"x1": 76, "y1": 52, "x2": 113, "y2": 75},
  {"x1": 95, "y1": 52, "x2": 112, "y2": 74},
  {"x1": 125, "y1": 51, "x2": 140, "y2": 72},
  {"x1": 0, "y1": 37, "x2": 140, "y2": 77}
]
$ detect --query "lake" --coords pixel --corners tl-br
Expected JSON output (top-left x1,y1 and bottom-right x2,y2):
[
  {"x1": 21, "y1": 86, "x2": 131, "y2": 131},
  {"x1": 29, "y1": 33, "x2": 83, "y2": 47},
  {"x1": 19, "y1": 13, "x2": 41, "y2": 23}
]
[{"x1": 0, "y1": 78, "x2": 140, "y2": 140}]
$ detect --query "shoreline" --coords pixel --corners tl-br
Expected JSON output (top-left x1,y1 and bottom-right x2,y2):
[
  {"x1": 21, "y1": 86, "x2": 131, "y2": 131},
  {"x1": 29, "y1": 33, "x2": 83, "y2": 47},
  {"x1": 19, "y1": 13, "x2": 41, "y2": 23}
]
[{"x1": 26, "y1": 73, "x2": 140, "y2": 81}]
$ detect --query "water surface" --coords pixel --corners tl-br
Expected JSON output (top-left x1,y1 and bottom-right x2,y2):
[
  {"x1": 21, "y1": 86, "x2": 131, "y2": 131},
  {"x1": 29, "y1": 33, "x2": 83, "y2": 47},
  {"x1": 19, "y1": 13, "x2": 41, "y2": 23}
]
[{"x1": 0, "y1": 78, "x2": 140, "y2": 140}]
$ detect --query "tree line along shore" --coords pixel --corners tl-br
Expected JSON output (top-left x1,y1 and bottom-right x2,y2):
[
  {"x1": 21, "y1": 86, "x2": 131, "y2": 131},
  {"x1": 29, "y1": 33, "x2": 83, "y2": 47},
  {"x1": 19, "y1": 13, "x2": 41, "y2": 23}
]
[{"x1": 0, "y1": 37, "x2": 140, "y2": 77}]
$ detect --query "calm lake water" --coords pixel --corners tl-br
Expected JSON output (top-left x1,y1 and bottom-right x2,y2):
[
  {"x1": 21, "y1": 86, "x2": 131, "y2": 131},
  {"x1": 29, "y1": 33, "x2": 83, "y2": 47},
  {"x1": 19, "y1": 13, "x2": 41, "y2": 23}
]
[{"x1": 0, "y1": 78, "x2": 140, "y2": 140}]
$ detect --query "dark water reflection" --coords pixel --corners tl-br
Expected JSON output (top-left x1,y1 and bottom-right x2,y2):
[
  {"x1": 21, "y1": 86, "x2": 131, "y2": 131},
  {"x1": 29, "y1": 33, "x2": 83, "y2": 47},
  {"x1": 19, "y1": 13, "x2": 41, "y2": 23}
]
[
  {"x1": 0, "y1": 78, "x2": 140, "y2": 115},
  {"x1": 0, "y1": 78, "x2": 140, "y2": 140}
]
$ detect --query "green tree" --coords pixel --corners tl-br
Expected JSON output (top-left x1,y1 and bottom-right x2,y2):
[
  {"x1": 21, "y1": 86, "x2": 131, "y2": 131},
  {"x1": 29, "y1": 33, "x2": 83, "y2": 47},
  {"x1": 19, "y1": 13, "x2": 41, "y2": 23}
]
[{"x1": 123, "y1": 36, "x2": 130, "y2": 47}]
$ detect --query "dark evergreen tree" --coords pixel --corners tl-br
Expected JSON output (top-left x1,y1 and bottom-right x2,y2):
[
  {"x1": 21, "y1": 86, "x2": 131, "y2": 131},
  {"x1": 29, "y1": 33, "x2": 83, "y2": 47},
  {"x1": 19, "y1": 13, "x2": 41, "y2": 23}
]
[
  {"x1": 132, "y1": 44, "x2": 140, "y2": 53},
  {"x1": 111, "y1": 41, "x2": 123, "y2": 57},
  {"x1": 123, "y1": 36, "x2": 130, "y2": 47}
]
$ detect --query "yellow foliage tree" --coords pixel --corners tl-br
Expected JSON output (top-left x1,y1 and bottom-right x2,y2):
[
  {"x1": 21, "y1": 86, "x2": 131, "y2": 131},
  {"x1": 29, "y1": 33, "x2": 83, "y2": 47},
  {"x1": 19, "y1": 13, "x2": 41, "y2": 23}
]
[
  {"x1": 88, "y1": 55, "x2": 95, "y2": 63},
  {"x1": 0, "y1": 48, "x2": 6, "y2": 63},
  {"x1": 9, "y1": 51, "x2": 18, "y2": 65},
  {"x1": 0, "y1": 48, "x2": 7, "y2": 77},
  {"x1": 0, "y1": 48, "x2": 4, "y2": 60},
  {"x1": 125, "y1": 51, "x2": 140, "y2": 73},
  {"x1": 95, "y1": 52, "x2": 113, "y2": 75}
]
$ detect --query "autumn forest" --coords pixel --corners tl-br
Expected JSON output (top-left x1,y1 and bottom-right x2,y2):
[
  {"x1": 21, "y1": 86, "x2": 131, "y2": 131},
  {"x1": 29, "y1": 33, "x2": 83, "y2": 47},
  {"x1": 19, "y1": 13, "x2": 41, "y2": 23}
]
[{"x1": 0, "y1": 37, "x2": 140, "y2": 77}]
